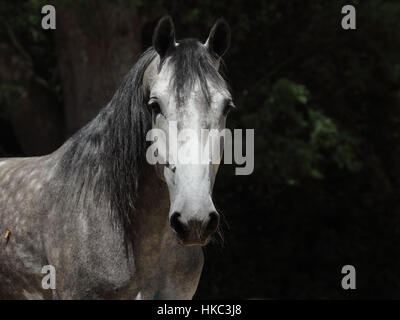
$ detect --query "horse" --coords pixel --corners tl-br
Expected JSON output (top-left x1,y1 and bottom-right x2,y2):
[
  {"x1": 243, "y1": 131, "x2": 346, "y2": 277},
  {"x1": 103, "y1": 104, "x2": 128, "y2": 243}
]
[{"x1": 0, "y1": 16, "x2": 233, "y2": 299}]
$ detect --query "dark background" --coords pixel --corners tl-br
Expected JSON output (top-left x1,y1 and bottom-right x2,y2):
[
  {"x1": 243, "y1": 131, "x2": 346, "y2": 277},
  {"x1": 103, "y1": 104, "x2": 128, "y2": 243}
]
[{"x1": 1, "y1": 0, "x2": 399, "y2": 299}]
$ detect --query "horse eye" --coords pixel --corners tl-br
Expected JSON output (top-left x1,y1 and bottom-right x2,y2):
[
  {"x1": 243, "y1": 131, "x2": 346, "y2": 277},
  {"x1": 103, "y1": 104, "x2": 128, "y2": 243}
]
[
  {"x1": 223, "y1": 101, "x2": 234, "y2": 116},
  {"x1": 148, "y1": 101, "x2": 161, "y2": 115}
]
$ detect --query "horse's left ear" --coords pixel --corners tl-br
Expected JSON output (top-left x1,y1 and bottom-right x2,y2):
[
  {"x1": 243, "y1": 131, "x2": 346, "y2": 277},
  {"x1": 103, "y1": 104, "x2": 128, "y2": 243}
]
[
  {"x1": 153, "y1": 15, "x2": 176, "y2": 58},
  {"x1": 205, "y1": 18, "x2": 231, "y2": 58}
]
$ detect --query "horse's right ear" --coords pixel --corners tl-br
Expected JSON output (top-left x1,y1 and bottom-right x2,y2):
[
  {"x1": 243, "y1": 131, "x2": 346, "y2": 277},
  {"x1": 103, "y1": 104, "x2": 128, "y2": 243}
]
[{"x1": 153, "y1": 16, "x2": 176, "y2": 58}]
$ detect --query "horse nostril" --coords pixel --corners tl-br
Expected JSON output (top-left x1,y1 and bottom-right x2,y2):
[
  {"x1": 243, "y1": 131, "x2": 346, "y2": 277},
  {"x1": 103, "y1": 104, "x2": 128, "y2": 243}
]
[
  {"x1": 165, "y1": 162, "x2": 176, "y2": 173},
  {"x1": 170, "y1": 212, "x2": 186, "y2": 238},
  {"x1": 202, "y1": 212, "x2": 219, "y2": 239}
]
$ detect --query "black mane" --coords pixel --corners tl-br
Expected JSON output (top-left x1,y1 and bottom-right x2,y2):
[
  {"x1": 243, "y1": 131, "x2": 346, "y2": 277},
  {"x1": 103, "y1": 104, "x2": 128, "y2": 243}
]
[{"x1": 56, "y1": 48, "x2": 157, "y2": 241}]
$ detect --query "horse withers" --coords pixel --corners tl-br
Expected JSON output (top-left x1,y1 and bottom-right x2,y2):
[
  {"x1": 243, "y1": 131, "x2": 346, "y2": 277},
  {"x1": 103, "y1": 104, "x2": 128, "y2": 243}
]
[{"x1": 0, "y1": 16, "x2": 233, "y2": 299}]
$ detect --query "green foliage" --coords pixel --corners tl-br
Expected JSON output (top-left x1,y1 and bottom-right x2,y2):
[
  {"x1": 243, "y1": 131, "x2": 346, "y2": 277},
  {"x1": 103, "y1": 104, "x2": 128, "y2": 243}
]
[
  {"x1": 0, "y1": 0, "x2": 48, "y2": 41},
  {"x1": 0, "y1": 84, "x2": 22, "y2": 108},
  {"x1": 239, "y1": 78, "x2": 361, "y2": 189}
]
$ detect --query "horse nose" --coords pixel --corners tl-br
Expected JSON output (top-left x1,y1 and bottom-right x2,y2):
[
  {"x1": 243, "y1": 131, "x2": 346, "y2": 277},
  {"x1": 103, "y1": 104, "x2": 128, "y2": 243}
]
[
  {"x1": 202, "y1": 211, "x2": 219, "y2": 240},
  {"x1": 170, "y1": 211, "x2": 220, "y2": 246},
  {"x1": 170, "y1": 212, "x2": 187, "y2": 239}
]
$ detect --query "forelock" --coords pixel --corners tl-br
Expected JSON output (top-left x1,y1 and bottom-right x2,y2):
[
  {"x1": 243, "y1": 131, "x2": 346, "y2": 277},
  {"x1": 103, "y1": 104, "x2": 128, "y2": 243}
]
[{"x1": 159, "y1": 39, "x2": 228, "y2": 106}]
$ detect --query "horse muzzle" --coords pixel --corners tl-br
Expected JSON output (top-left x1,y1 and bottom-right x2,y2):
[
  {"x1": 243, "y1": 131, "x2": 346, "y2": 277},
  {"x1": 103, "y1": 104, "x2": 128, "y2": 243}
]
[{"x1": 169, "y1": 211, "x2": 219, "y2": 246}]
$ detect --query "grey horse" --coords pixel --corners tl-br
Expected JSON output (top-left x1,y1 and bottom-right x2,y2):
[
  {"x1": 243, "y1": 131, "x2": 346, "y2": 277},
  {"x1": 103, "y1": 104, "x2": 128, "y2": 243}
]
[{"x1": 0, "y1": 16, "x2": 233, "y2": 299}]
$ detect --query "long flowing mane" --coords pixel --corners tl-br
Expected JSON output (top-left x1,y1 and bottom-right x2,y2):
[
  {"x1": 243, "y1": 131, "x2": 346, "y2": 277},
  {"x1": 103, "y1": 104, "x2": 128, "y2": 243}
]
[{"x1": 54, "y1": 48, "x2": 157, "y2": 241}]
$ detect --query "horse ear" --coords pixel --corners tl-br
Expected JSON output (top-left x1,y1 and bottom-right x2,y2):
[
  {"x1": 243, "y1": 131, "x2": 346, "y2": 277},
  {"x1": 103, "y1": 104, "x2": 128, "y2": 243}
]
[
  {"x1": 205, "y1": 18, "x2": 231, "y2": 58},
  {"x1": 153, "y1": 15, "x2": 176, "y2": 58}
]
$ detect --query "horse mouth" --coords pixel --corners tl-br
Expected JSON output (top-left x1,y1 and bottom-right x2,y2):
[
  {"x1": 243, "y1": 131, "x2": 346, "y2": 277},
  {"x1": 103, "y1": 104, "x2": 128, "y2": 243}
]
[{"x1": 175, "y1": 235, "x2": 211, "y2": 247}]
